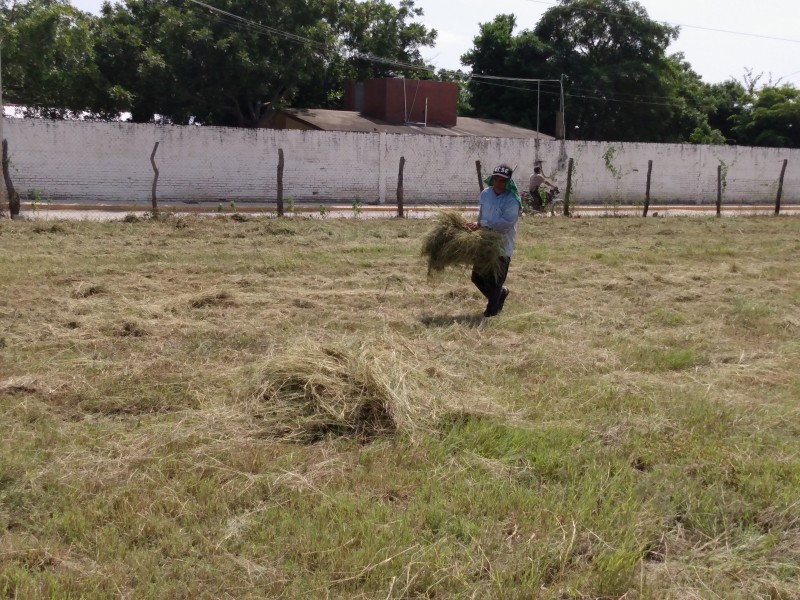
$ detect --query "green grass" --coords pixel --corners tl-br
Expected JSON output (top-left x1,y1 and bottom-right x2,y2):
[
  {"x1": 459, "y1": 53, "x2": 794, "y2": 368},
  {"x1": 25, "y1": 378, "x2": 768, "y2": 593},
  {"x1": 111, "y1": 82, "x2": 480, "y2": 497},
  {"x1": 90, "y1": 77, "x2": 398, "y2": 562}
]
[{"x1": 1, "y1": 214, "x2": 799, "y2": 599}]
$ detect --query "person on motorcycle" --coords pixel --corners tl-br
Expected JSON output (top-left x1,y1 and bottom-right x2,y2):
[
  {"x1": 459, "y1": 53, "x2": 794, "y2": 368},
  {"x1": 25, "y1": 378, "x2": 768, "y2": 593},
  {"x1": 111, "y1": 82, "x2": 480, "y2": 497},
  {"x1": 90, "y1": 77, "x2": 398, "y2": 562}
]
[{"x1": 528, "y1": 165, "x2": 559, "y2": 211}]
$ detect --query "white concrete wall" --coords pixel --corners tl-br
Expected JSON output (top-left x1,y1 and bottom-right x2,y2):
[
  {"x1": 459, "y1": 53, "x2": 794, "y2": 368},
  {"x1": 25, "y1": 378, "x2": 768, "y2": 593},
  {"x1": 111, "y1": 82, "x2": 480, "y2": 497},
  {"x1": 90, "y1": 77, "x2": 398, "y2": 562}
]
[{"x1": 3, "y1": 118, "x2": 798, "y2": 205}]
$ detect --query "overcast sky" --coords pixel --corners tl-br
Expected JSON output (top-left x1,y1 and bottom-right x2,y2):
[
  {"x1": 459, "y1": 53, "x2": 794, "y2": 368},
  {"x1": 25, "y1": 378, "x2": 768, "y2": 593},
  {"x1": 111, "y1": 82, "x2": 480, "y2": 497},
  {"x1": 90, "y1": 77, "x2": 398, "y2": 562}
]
[{"x1": 70, "y1": 0, "x2": 800, "y2": 87}]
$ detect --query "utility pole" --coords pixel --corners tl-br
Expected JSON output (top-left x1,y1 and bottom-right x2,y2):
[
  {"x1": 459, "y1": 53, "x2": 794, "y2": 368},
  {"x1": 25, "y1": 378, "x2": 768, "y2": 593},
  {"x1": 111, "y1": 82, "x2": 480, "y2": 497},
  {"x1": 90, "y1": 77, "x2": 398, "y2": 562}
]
[
  {"x1": 555, "y1": 74, "x2": 566, "y2": 140},
  {"x1": 536, "y1": 79, "x2": 540, "y2": 140},
  {"x1": 560, "y1": 74, "x2": 565, "y2": 124},
  {"x1": 535, "y1": 79, "x2": 541, "y2": 165},
  {"x1": 0, "y1": 39, "x2": 7, "y2": 206},
  {"x1": 1, "y1": 39, "x2": 4, "y2": 145}
]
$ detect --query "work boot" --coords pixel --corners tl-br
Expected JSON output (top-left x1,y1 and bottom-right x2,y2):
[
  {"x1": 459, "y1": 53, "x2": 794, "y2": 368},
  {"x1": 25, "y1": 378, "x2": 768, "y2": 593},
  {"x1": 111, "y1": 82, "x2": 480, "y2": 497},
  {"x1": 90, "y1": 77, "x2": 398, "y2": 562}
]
[{"x1": 497, "y1": 288, "x2": 509, "y2": 313}]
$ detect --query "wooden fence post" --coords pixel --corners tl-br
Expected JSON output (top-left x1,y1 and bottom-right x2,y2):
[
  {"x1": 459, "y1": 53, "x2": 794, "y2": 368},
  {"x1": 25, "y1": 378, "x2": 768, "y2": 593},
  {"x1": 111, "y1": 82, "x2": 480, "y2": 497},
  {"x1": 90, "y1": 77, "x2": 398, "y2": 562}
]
[
  {"x1": 563, "y1": 158, "x2": 574, "y2": 216},
  {"x1": 397, "y1": 156, "x2": 405, "y2": 218},
  {"x1": 775, "y1": 159, "x2": 788, "y2": 215},
  {"x1": 150, "y1": 142, "x2": 160, "y2": 216},
  {"x1": 643, "y1": 159, "x2": 653, "y2": 217},
  {"x1": 277, "y1": 148, "x2": 284, "y2": 217},
  {"x1": 1, "y1": 140, "x2": 20, "y2": 219},
  {"x1": 476, "y1": 160, "x2": 484, "y2": 192},
  {"x1": 716, "y1": 165, "x2": 722, "y2": 217}
]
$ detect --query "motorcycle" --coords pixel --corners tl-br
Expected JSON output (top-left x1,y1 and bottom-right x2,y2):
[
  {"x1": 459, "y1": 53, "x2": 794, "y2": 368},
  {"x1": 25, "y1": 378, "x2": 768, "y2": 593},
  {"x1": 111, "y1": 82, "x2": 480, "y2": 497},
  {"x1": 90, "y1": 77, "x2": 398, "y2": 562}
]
[{"x1": 521, "y1": 186, "x2": 563, "y2": 216}]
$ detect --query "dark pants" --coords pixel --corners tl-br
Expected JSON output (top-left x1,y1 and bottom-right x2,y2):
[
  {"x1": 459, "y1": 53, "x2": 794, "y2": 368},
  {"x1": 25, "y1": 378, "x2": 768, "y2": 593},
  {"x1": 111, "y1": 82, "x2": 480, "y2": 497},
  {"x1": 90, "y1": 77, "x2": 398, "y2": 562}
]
[
  {"x1": 529, "y1": 188, "x2": 543, "y2": 211},
  {"x1": 471, "y1": 256, "x2": 510, "y2": 316}
]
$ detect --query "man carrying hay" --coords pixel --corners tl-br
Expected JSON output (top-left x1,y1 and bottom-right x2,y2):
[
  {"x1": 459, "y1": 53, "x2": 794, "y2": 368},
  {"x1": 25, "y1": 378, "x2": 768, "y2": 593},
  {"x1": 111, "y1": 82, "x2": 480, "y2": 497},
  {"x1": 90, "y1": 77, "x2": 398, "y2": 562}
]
[{"x1": 466, "y1": 164, "x2": 521, "y2": 317}]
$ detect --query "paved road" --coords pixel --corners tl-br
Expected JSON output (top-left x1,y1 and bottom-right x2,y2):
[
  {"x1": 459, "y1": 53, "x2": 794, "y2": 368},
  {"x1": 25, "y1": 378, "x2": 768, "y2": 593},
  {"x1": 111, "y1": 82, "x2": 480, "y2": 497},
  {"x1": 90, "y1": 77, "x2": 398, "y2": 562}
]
[{"x1": 11, "y1": 200, "x2": 799, "y2": 221}]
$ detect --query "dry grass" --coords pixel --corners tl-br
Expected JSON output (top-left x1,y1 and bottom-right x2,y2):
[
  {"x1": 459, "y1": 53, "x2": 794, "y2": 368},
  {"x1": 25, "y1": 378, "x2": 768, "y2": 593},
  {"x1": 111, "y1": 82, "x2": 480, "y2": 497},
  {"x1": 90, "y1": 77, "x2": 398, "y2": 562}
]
[
  {"x1": 252, "y1": 336, "x2": 442, "y2": 442},
  {"x1": 0, "y1": 214, "x2": 798, "y2": 599},
  {"x1": 421, "y1": 210, "x2": 504, "y2": 278}
]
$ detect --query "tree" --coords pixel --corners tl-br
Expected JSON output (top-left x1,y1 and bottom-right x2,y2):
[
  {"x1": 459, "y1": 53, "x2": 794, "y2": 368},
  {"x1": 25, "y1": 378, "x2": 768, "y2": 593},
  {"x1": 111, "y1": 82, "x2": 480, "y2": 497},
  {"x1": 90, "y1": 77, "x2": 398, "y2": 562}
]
[
  {"x1": 94, "y1": 0, "x2": 437, "y2": 126},
  {"x1": 295, "y1": 0, "x2": 437, "y2": 110},
  {"x1": 1, "y1": 0, "x2": 105, "y2": 117},
  {"x1": 732, "y1": 85, "x2": 800, "y2": 148},
  {"x1": 661, "y1": 53, "x2": 725, "y2": 145},
  {"x1": 534, "y1": 0, "x2": 682, "y2": 141},
  {"x1": 335, "y1": 0, "x2": 435, "y2": 79},
  {"x1": 704, "y1": 79, "x2": 748, "y2": 143},
  {"x1": 461, "y1": 0, "x2": 709, "y2": 142},
  {"x1": 94, "y1": 0, "x2": 339, "y2": 126},
  {"x1": 2, "y1": 0, "x2": 437, "y2": 126},
  {"x1": 459, "y1": 14, "x2": 550, "y2": 129},
  {"x1": 688, "y1": 121, "x2": 726, "y2": 145}
]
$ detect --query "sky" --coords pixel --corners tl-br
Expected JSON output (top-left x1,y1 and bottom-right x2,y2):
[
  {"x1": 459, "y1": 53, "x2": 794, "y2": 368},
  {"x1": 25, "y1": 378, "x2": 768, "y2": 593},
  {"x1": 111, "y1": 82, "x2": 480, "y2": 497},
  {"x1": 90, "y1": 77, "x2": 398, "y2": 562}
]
[{"x1": 69, "y1": 0, "x2": 800, "y2": 87}]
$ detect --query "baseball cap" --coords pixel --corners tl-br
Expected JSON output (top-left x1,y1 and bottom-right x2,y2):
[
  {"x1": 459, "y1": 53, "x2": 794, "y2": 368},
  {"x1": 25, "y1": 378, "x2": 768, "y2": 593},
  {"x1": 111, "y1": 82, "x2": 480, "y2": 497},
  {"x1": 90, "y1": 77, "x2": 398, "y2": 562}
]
[{"x1": 492, "y1": 164, "x2": 513, "y2": 179}]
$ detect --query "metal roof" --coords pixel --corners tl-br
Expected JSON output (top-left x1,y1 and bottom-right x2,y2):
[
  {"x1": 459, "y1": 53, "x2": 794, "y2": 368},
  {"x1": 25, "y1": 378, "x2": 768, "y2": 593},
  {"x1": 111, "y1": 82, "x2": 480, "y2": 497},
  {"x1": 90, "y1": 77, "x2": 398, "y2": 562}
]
[{"x1": 280, "y1": 108, "x2": 555, "y2": 139}]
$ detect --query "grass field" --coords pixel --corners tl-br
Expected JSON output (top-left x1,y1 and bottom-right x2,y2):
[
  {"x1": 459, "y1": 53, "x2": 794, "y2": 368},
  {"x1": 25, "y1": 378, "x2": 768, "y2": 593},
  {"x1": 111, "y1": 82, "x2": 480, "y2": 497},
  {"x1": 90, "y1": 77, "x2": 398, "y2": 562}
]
[{"x1": 1, "y1": 213, "x2": 798, "y2": 599}]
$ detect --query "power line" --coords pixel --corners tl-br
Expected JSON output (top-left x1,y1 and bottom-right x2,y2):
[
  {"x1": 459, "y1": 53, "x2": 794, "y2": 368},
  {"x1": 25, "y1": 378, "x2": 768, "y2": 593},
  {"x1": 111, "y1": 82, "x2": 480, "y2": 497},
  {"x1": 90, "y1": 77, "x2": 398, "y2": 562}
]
[
  {"x1": 185, "y1": 0, "x2": 441, "y2": 75},
  {"x1": 525, "y1": 0, "x2": 800, "y2": 44},
  {"x1": 471, "y1": 78, "x2": 559, "y2": 95},
  {"x1": 186, "y1": 0, "x2": 799, "y2": 101},
  {"x1": 473, "y1": 76, "x2": 712, "y2": 104},
  {"x1": 473, "y1": 78, "x2": 688, "y2": 109},
  {"x1": 471, "y1": 74, "x2": 561, "y2": 83},
  {"x1": 556, "y1": 82, "x2": 694, "y2": 102},
  {"x1": 171, "y1": 0, "x2": 722, "y2": 112},
  {"x1": 471, "y1": 73, "x2": 712, "y2": 104},
  {"x1": 564, "y1": 91, "x2": 685, "y2": 109},
  {"x1": 180, "y1": 1, "x2": 690, "y2": 111},
  {"x1": 187, "y1": 2, "x2": 544, "y2": 88},
  {"x1": 186, "y1": 0, "x2": 331, "y2": 53}
]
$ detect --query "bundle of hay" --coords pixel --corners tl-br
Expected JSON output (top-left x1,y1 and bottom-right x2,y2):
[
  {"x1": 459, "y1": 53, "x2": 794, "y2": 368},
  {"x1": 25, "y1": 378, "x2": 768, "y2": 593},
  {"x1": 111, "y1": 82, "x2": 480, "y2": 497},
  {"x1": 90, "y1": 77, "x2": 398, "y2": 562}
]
[
  {"x1": 421, "y1": 211, "x2": 504, "y2": 279},
  {"x1": 253, "y1": 340, "x2": 436, "y2": 442}
]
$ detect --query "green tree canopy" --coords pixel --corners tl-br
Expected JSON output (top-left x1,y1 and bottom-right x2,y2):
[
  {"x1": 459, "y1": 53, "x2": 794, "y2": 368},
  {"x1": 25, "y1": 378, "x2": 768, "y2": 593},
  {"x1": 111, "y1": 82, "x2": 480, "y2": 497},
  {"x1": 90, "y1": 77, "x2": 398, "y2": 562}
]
[
  {"x1": 704, "y1": 79, "x2": 749, "y2": 143},
  {"x1": 1, "y1": 0, "x2": 104, "y2": 117},
  {"x1": 459, "y1": 14, "x2": 550, "y2": 130},
  {"x1": 3, "y1": 0, "x2": 436, "y2": 126},
  {"x1": 464, "y1": 0, "x2": 689, "y2": 141},
  {"x1": 461, "y1": 0, "x2": 726, "y2": 142},
  {"x1": 295, "y1": 0, "x2": 437, "y2": 110},
  {"x1": 732, "y1": 85, "x2": 800, "y2": 148},
  {"x1": 96, "y1": 0, "x2": 437, "y2": 126},
  {"x1": 94, "y1": 0, "x2": 344, "y2": 126}
]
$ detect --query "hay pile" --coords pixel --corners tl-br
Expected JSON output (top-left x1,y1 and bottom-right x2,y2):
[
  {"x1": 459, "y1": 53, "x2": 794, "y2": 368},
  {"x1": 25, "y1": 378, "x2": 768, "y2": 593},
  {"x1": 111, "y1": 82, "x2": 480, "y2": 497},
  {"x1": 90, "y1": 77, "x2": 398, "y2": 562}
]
[
  {"x1": 421, "y1": 211, "x2": 504, "y2": 278},
  {"x1": 253, "y1": 340, "x2": 438, "y2": 442}
]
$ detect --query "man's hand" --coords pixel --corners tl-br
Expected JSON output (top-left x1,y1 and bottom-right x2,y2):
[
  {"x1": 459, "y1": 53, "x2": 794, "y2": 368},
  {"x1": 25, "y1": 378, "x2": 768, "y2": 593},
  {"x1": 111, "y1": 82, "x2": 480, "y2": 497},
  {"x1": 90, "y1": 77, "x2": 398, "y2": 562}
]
[{"x1": 466, "y1": 221, "x2": 480, "y2": 232}]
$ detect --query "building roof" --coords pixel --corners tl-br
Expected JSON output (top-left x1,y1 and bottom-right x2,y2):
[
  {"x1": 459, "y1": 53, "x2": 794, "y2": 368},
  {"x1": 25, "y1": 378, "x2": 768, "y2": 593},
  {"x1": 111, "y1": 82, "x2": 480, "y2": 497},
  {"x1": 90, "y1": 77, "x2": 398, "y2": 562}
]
[{"x1": 281, "y1": 108, "x2": 554, "y2": 139}]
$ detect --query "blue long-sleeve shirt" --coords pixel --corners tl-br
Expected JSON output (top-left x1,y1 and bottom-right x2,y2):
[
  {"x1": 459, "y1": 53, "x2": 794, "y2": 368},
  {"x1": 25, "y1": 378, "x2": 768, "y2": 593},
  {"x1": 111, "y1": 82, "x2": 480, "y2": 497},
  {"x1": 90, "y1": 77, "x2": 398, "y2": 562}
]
[{"x1": 478, "y1": 187, "x2": 521, "y2": 257}]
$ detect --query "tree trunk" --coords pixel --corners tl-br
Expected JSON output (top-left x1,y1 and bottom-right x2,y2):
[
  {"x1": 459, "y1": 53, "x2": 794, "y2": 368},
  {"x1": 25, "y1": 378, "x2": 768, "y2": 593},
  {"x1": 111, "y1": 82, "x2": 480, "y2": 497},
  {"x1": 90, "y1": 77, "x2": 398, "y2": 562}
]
[
  {"x1": 775, "y1": 159, "x2": 787, "y2": 215},
  {"x1": 563, "y1": 158, "x2": 574, "y2": 217},
  {"x1": 277, "y1": 148, "x2": 284, "y2": 217},
  {"x1": 397, "y1": 156, "x2": 405, "y2": 218},
  {"x1": 2, "y1": 140, "x2": 21, "y2": 219},
  {"x1": 227, "y1": 94, "x2": 247, "y2": 128},
  {"x1": 150, "y1": 142, "x2": 160, "y2": 216}
]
